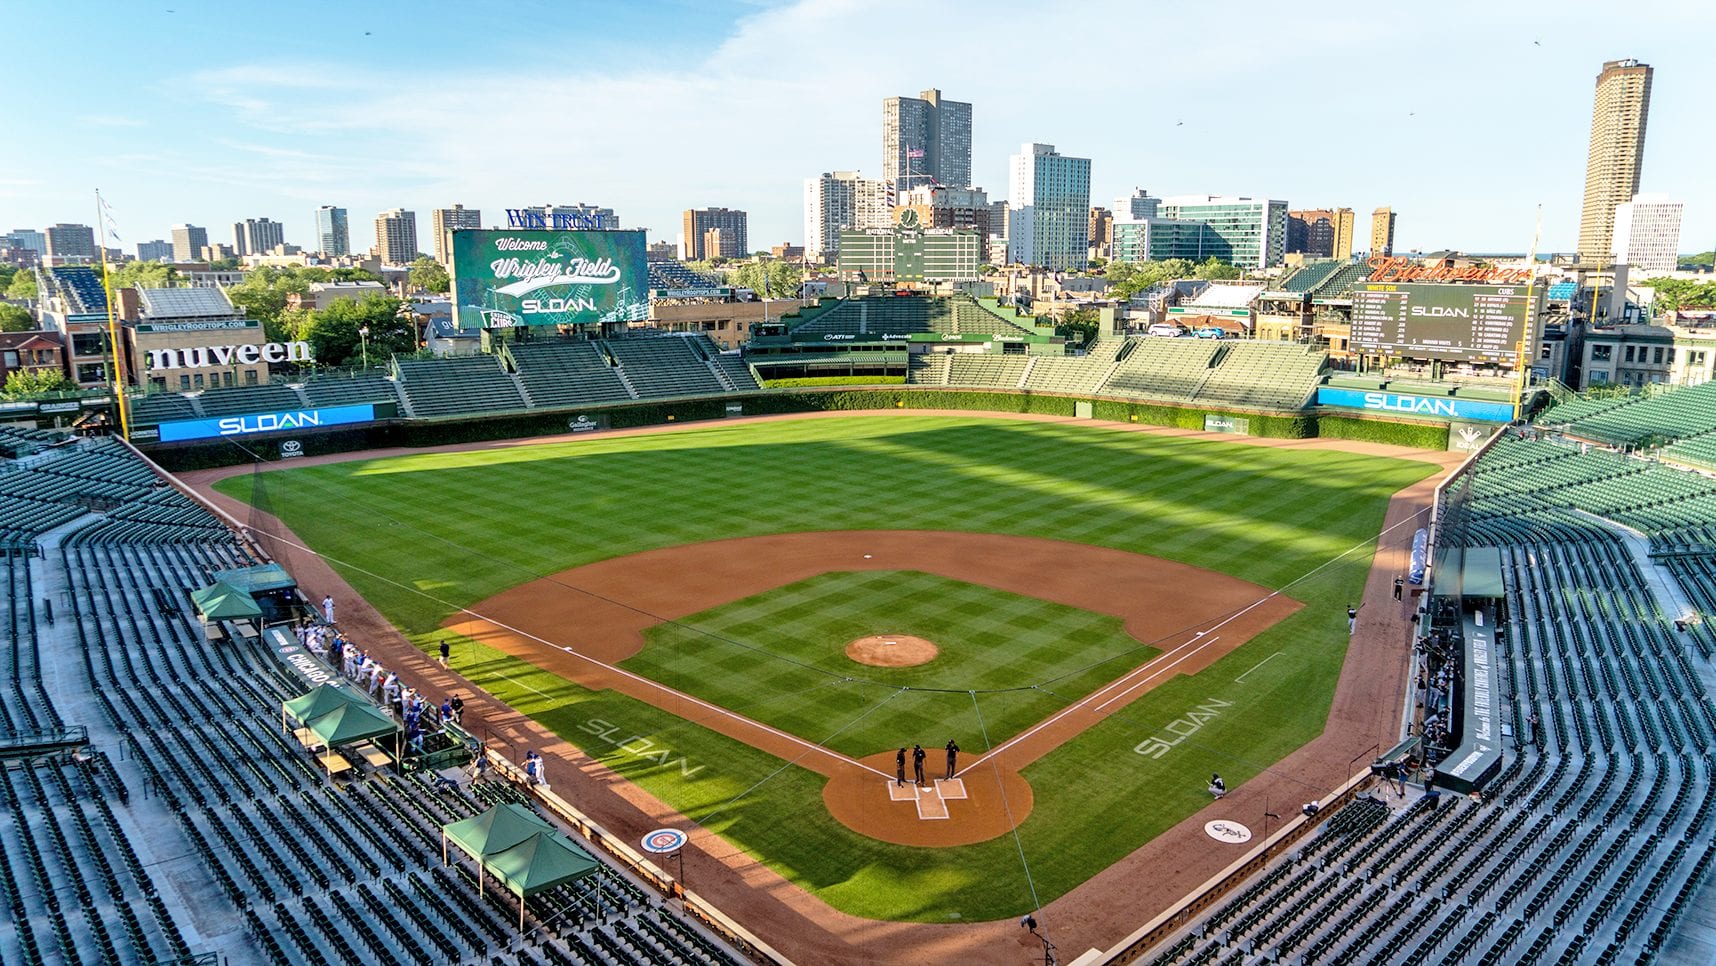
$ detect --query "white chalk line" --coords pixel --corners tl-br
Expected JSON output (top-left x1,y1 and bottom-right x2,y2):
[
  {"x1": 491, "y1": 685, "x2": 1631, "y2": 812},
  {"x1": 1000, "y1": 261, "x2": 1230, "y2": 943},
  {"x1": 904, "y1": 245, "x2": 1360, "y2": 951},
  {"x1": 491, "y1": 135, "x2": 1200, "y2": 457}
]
[{"x1": 1234, "y1": 651, "x2": 1284, "y2": 683}]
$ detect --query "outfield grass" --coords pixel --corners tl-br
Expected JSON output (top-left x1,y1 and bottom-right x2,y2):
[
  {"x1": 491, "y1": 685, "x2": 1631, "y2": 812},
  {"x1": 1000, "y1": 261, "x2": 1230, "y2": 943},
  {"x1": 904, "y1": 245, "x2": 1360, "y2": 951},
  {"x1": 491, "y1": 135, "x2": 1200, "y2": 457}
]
[
  {"x1": 627, "y1": 570, "x2": 1158, "y2": 758},
  {"x1": 217, "y1": 415, "x2": 1437, "y2": 921}
]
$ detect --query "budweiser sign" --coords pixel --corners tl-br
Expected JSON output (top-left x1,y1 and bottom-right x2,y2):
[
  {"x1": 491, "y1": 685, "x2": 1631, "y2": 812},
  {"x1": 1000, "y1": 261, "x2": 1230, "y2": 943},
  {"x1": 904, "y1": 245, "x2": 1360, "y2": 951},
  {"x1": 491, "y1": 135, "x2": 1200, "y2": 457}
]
[{"x1": 1367, "y1": 256, "x2": 1535, "y2": 285}]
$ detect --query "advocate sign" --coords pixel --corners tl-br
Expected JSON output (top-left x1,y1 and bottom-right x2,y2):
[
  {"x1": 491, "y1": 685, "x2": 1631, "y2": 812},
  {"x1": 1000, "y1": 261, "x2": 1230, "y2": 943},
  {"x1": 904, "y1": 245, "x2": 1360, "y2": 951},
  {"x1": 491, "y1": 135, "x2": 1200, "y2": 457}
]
[
  {"x1": 147, "y1": 341, "x2": 311, "y2": 371},
  {"x1": 157, "y1": 403, "x2": 375, "y2": 443},
  {"x1": 1317, "y1": 387, "x2": 1514, "y2": 423}
]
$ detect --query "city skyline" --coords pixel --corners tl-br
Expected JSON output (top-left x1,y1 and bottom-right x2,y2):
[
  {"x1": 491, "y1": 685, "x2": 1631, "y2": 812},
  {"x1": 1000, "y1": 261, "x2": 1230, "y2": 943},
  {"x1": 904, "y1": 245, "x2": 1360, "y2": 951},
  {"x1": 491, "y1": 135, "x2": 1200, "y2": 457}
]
[{"x1": 3, "y1": 1, "x2": 1713, "y2": 260}]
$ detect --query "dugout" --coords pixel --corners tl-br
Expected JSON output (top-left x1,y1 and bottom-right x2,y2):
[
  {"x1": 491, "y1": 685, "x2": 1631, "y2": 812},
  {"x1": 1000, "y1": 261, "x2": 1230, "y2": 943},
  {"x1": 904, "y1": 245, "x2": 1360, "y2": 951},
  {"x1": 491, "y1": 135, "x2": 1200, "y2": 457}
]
[{"x1": 1420, "y1": 545, "x2": 1506, "y2": 794}]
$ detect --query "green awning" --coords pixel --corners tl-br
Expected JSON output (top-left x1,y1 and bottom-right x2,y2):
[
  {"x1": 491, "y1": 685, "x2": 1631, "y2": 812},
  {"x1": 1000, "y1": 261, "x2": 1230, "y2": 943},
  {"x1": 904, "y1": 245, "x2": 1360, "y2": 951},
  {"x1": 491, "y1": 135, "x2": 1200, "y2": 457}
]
[
  {"x1": 484, "y1": 831, "x2": 599, "y2": 897},
  {"x1": 1462, "y1": 546, "x2": 1505, "y2": 599},
  {"x1": 189, "y1": 582, "x2": 264, "y2": 620},
  {"x1": 283, "y1": 683, "x2": 368, "y2": 723},
  {"x1": 441, "y1": 803, "x2": 557, "y2": 860},
  {"x1": 303, "y1": 700, "x2": 396, "y2": 746},
  {"x1": 212, "y1": 563, "x2": 298, "y2": 593}
]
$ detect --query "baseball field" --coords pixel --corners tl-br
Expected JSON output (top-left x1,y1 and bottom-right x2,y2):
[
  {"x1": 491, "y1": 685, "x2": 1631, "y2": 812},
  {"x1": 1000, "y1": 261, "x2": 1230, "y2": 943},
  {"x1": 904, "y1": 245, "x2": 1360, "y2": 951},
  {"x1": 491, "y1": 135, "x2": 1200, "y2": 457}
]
[{"x1": 213, "y1": 414, "x2": 1436, "y2": 922}]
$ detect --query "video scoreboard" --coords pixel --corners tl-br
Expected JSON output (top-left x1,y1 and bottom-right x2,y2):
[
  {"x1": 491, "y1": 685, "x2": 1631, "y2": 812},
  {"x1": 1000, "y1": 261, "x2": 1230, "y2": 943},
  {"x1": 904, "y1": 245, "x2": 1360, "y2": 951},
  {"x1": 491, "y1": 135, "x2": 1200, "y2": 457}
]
[{"x1": 1349, "y1": 282, "x2": 1541, "y2": 365}]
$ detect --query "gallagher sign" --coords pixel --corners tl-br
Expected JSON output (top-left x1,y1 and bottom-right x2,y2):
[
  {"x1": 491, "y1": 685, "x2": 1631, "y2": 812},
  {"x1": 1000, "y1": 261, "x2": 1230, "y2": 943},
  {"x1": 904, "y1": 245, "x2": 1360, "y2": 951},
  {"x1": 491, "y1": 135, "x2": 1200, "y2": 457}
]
[
  {"x1": 1317, "y1": 387, "x2": 1514, "y2": 423},
  {"x1": 450, "y1": 229, "x2": 648, "y2": 330},
  {"x1": 147, "y1": 342, "x2": 311, "y2": 371},
  {"x1": 156, "y1": 404, "x2": 375, "y2": 442}
]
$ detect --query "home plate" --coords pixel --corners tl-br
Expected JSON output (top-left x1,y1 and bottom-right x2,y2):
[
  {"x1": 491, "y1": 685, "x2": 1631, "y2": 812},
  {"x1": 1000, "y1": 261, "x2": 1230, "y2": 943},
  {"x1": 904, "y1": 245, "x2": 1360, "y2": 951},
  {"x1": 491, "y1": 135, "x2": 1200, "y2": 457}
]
[
  {"x1": 935, "y1": 778, "x2": 967, "y2": 800},
  {"x1": 915, "y1": 787, "x2": 950, "y2": 819}
]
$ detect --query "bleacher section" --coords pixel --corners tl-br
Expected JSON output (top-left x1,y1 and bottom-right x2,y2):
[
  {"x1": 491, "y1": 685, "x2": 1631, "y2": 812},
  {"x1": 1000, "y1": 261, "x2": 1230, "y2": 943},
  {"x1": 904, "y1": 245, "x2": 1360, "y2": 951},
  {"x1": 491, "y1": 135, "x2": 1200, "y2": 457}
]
[
  {"x1": 788, "y1": 296, "x2": 1036, "y2": 339},
  {"x1": 908, "y1": 354, "x2": 949, "y2": 386},
  {"x1": 712, "y1": 353, "x2": 761, "y2": 392},
  {"x1": 1100, "y1": 337, "x2": 1222, "y2": 399},
  {"x1": 128, "y1": 392, "x2": 200, "y2": 426},
  {"x1": 1273, "y1": 260, "x2": 1346, "y2": 294},
  {"x1": 298, "y1": 372, "x2": 404, "y2": 410},
  {"x1": 1541, "y1": 382, "x2": 1716, "y2": 446},
  {"x1": 1020, "y1": 340, "x2": 1124, "y2": 395},
  {"x1": 1148, "y1": 429, "x2": 1716, "y2": 965},
  {"x1": 395, "y1": 355, "x2": 527, "y2": 418},
  {"x1": 1192, "y1": 341, "x2": 1327, "y2": 409},
  {"x1": 195, "y1": 384, "x2": 306, "y2": 417},
  {"x1": 945, "y1": 355, "x2": 1028, "y2": 388},
  {"x1": 508, "y1": 339, "x2": 634, "y2": 407},
  {"x1": 0, "y1": 437, "x2": 743, "y2": 966},
  {"x1": 648, "y1": 260, "x2": 723, "y2": 290},
  {"x1": 41, "y1": 267, "x2": 108, "y2": 314},
  {"x1": 1307, "y1": 260, "x2": 1376, "y2": 300},
  {"x1": 605, "y1": 336, "x2": 726, "y2": 397},
  {"x1": 1665, "y1": 432, "x2": 1716, "y2": 472}
]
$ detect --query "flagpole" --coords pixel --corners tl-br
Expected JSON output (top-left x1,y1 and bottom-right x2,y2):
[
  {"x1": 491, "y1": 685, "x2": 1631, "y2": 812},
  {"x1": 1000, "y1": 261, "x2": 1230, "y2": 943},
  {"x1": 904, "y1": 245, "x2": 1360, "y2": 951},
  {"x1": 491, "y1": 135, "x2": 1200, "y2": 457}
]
[{"x1": 95, "y1": 189, "x2": 132, "y2": 441}]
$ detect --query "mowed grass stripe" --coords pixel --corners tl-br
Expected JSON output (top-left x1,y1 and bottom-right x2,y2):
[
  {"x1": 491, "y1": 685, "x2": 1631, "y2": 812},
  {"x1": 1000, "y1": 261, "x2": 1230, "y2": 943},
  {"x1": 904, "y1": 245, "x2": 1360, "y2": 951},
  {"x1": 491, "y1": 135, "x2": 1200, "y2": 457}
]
[{"x1": 224, "y1": 415, "x2": 1437, "y2": 921}]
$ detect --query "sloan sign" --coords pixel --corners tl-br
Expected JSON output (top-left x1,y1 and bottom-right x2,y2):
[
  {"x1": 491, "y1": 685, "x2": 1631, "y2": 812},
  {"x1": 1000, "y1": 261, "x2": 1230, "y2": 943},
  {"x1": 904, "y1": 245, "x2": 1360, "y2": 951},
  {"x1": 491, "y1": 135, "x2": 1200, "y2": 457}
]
[
  {"x1": 1316, "y1": 387, "x2": 1514, "y2": 423},
  {"x1": 147, "y1": 341, "x2": 312, "y2": 371},
  {"x1": 157, "y1": 404, "x2": 375, "y2": 443}
]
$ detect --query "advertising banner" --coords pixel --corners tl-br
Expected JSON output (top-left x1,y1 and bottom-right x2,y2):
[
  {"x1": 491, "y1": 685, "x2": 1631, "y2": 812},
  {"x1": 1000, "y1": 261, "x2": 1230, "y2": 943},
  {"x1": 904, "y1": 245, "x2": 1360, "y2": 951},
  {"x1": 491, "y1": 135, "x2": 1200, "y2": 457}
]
[
  {"x1": 1203, "y1": 414, "x2": 1250, "y2": 434},
  {"x1": 157, "y1": 403, "x2": 376, "y2": 442},
  {"x1": 451, "y1": 229, "x2": 648, "y2": 330},
  {"x1": 1316, "y1": 387, "x2": 1514, "y2": 423},
  {"x1": 1447, "y1": 421, "x2": 1493, "y2": 453}
]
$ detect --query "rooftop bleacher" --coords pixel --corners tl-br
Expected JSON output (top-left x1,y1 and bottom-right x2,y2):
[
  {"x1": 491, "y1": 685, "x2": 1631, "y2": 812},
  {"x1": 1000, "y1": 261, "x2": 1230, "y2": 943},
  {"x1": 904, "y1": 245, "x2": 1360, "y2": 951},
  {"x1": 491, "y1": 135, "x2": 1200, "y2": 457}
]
[
  {"x1": 1274, "y1": 260, "x2": 1346, "y2": 294},
  {"x1": 42, "y1": 266, "x2": 108, "y2": 314},
  {"x1": 648, "y1": 260, "x2": 723, "y2": 290},
  {"x1": 1306, "y1": 260, "x2": 1376, "y2": 300}
]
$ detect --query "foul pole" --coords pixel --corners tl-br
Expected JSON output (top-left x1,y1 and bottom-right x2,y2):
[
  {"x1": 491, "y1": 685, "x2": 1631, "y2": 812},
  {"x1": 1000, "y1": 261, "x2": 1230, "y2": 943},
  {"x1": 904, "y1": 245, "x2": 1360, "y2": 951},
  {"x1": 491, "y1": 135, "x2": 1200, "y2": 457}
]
[
  {"x1": 95, "y1": 189, "x2": 132, "y2": 441},
  {"x1": 1512, "y1": 205, "x2": 1543, "y2": 422}
]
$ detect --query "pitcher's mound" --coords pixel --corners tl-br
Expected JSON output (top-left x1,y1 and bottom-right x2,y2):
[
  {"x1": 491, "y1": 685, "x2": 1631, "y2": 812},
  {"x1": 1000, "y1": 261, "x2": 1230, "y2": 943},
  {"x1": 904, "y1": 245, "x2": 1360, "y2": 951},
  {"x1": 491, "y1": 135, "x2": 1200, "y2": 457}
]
[{"x1": 845, "y1": 635, "x2": 938, "y2": 667}]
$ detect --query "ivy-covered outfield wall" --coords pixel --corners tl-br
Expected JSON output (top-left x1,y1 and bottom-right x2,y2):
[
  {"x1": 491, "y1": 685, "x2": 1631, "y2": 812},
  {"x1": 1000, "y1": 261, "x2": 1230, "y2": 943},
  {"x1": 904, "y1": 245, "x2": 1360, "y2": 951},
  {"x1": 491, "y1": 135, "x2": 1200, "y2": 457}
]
[{"x1": 141, "y1": 386, "x2": 1449, "y2": 471}]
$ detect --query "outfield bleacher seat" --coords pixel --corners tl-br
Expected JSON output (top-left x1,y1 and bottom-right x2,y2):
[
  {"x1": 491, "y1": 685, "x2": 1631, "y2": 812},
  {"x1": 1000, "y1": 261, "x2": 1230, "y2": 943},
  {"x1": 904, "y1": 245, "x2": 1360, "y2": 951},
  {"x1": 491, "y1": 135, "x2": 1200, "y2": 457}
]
[
  {"x1": 508, "y1": 339, "x2": 634, "y2": 407},
  {"x1": 194, "y1": 383, "x2": 308, "y2": 417},
  {"x1": 395, "y1": 356, "x2": 527, "y2": 417},
  {"x1": 1100, "y1": 337, "x2": 1222, "y2": 400},
  {"x1": 945, "y1": 354, "x2": 1028, "y2": 387},
  {"x1": 1553, "y1": 382, "x2": 1716, "y2": 446},
  {"x1": 604, "y1": 336, "x2": 726, "y2": 397},
  {"x1": 1193, "y1": 342, "x2": 1327, "y2": 409},
  {"x1": 129, "y1": 392, "x2": 200, "y2": 426},
  {"x1": 299, "y1": 372, "x2": 404, "y2": 410}
]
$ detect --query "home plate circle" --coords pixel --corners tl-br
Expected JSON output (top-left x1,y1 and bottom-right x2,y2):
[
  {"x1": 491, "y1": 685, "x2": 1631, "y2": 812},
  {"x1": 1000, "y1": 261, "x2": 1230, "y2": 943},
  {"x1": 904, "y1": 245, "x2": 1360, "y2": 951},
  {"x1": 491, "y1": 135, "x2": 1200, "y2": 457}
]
[
  {"x1": 641, "y1": 828, "x2": 688, "y2": 853},
  {"x1": 1204, "y1": 820, "x2": 1252, "y2": 844}
]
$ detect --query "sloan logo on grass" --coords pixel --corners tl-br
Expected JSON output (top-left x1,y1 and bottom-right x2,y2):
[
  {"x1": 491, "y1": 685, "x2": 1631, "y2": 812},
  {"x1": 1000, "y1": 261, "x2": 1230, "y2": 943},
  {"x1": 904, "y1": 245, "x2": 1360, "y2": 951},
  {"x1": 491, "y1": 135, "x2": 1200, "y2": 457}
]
[{"x1": 1133, "y1": 698, "x2": 1232, "y2": 759}]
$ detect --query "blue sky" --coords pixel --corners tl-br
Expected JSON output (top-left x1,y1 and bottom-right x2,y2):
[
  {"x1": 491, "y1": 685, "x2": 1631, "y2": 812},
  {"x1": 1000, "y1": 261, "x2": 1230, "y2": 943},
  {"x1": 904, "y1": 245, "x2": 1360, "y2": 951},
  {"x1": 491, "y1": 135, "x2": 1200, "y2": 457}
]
[{"x1": 5, "y1": 0, "x2": 1712, "y2": 258}]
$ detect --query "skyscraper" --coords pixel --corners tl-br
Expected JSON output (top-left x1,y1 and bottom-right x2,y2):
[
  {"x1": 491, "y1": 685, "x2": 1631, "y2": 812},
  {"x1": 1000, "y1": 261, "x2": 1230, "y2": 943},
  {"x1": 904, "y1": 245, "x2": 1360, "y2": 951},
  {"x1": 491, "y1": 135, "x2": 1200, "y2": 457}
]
[
  {"x1": 803, "y1": 172, "x2": 893, "y2": 262},
  {"x1": 1332, "y1": 208, "x2": 1356, "y2": 260},
  {"x1": 1577, "y1": 59, "x2": 1653, "y2": 264},
  {"x1": 232, "y1": 218, "x2": 285, "y2": 257},
  {"x1": 1611, "y1": 194, "x2": 1683, "y2": 273},
  {"x1": 313, "y1": 206, "x2": 350, "y2": 257},
  {"x1": 681, "y1": 208, "x2": 749, "y2": 261},
  {"x1": 1007, "y1": 143, "x2": 1091, "y2": 271},
  {"x1": 431, "y1": 205, "x2": 482, "y2": 265},
  {"x1": 136, "y1": 240, "x2": 173, "y2": 262},
  {"x1": 1370, "y1": 207, "x2": 1396, "y2": 256},
  {"x1": 882, "y1": 88, "x2": 972, "y2": 194},
  {"x1": 44, "y1": 224, "x2": 96, "y2": 264},
  {"x1": 6, "y1": 229, "x2": 45, "y2": 256},
  {"x1": 170, "y1": 224, "x2": 208, "y2": 263},
  {"x1": 1286, "y1": 210, "x2": 1336, "y2": 257},
  {"x1": 1158, "y1": 196, "x2": 1288, "y2": 270},
  {"x1": 373, "y1": 209, "x2": 418, "y2": 265},
  {"x1": 1113, "y1": 189, "x2": 1160, "y2": 221}
]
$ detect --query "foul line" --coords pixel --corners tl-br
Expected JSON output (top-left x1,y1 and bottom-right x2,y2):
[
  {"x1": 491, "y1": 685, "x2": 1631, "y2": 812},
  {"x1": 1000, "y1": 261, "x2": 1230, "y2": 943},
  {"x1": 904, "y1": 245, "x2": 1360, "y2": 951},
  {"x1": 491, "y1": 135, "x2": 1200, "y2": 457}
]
[{"x1": 1234, "y1": 651, "x2": 1283, "y2": 683}]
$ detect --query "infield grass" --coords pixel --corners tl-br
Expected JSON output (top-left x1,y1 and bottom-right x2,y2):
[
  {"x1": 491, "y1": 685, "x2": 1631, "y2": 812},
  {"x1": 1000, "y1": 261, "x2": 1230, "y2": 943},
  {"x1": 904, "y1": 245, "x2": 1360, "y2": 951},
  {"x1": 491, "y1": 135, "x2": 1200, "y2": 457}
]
[{"x1": 217, "y1": 414, "x2": 1439, "y2": 921}]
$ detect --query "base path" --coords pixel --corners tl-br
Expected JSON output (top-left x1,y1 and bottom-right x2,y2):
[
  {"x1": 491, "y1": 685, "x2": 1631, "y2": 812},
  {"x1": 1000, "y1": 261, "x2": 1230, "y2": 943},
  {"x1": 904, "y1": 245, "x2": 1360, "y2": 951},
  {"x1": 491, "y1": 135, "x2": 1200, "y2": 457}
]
[{"x1": 447, "y1": 529, "x2": 1300, "y2": 847}]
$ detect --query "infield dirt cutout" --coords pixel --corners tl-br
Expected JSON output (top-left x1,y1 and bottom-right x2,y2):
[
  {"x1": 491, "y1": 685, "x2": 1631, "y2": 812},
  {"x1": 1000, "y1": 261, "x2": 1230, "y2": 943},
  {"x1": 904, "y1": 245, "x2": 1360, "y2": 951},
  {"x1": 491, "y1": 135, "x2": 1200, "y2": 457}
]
[
  {"x1": 845, "y1": 634, "x2": 938, "y2": 668},
  {"x1": 445, "y1": 530, "x2": 1300, "y2": 847}
]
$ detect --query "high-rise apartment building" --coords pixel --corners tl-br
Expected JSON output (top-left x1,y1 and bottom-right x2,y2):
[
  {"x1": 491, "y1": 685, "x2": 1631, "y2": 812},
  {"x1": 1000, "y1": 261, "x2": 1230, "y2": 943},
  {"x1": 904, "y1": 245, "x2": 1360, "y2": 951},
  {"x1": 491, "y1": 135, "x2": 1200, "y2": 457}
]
[
  {"x1": 1333, "y1": 208, "x2": 1356, "y2": 260},
  {"x1": 170, "y1": 225, "x2": 208, "y2": 263},
  {"x1": 803, "y1": 171, "x2": 893, "y2": 262},
  {"x1": 1611, "y1": 193, "x2": 1683, "y2": 273},
  {"x1": 232, "y1": 218, "x2": 285, "y2": 257},
  {"x1": 1286, "y1": 210, "x2": 1336, "y2": 257},
  {"x1": 1113, "y1": 189, "x2": 1160, "y2": 221},
  {"x1": 44, "y1": 224, "x2": 97, "y2": 264},
  {"x1": 1158, "y1": 196, "x2": 1288, "y2": 270},
  {"x1": 314, "y1": 206, "x2": 350, "y2": 257},
  {"x1": 1370, "y1": 207, "x2": 1396, "y2": 256},
  {"x1": 373, "y1": 209, "x2": 418, "y2": 265},
  {"x1": 1577, "y1": 59, "x2": 1653, "y2": 264},
  {"x1": 882, "y1": 88, "x2": 972, "y2": 194},
  {"x1": 6, "y1": 229, "x2": 46, "y2": 256},
  {"x1": 681, "y1": 208, "x2": 749, "y2": 261},
  {"x1": 897, "y1": 185, "x2": 993, "y2": 240},
  {"x1": 431, "y1": 205, "x2": 482, "y2": 265},
  {"x1": 1007, "y1": 143, "x2": 1091, "y2": 271},
  {"x1": 136, "y1": 240, "x2": 173, "y2": 262},
  {"x1": 1088, "y1": 208, "x2": 1114, "y2": 260}
]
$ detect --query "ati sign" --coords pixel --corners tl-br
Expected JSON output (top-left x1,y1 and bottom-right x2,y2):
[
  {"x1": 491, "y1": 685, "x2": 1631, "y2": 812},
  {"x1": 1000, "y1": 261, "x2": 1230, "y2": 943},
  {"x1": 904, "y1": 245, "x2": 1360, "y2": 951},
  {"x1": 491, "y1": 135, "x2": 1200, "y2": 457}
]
[
  {"x1": 1316, "y1": 387, "x2": 1515, "y2": 424},
  {"x1": 156, "y1": 403, "x2": 376, "y2": 443},
  {"x1": 147, "y1": 342, "x2": 311, "y2": 371}
]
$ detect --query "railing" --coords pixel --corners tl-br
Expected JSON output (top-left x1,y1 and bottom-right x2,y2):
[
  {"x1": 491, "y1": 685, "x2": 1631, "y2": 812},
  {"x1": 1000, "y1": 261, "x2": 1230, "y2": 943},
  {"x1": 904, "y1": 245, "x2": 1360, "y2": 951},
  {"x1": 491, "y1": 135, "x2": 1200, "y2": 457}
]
[{"x1": 0, "y1": 724, "x2": 91, "y2": 756}]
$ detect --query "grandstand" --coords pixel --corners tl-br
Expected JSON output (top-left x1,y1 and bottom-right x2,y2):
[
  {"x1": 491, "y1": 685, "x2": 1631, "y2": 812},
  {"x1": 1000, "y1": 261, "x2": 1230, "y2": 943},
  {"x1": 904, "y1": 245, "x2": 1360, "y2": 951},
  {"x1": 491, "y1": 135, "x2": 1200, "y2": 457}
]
[
  {"x1": 0, "y1": 435, "x2": 746, "y2": 965},
  {"x1": 395, "y1": 356, "x2": 529, "y2": 418},
  {"x1": 1144, "y1": 429, "x2": 1716, "y2": 965},
  {"x1": 1540, "y1": 381, "x2": 1716, "y2": 446},
  {"x1": 507, "y1": 339, "x2": 633, "y2": 408},
  {"x1": 1270, "y1": 260, "x2": 1348, "y2": 295},
  {"x1": 604, "y1": 336, "x2": 727, "y2": 398},
  {"x1": 785, "y1": 295, "x2": 1039, "y2": 339}
]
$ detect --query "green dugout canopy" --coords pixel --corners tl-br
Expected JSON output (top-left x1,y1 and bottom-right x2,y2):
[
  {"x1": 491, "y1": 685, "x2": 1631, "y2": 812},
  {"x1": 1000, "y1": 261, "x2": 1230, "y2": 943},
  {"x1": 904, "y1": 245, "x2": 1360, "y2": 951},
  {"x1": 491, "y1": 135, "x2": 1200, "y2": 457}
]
[
  {"x1": 441, "y1": 803, "x2": 600, "y2": 928},
  {"x1": 301, "y1": 701, "x2": 397, "y2": 747},
  {"x1": 211, "y1": 563, "x2": 297, "y2": 593},
  {"x1": 282, "y1": 683, "x2": 367, "y2": 725},
  {"x1": 189, "y1": 581, "x2": 263, "y2": 620}
]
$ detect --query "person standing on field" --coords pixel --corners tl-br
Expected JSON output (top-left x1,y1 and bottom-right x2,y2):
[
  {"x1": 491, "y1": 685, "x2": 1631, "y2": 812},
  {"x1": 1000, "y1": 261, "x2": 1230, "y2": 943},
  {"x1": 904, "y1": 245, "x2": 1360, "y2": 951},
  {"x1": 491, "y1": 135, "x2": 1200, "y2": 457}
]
[
  {"x1": 912, "y1": 744, "x2": 926, "y2": 786},
  {"x1": 322, "y1": 594, "x2": 335, "y2": 624},
  {"x1": 439, "y1": 640, "x2": 450, "y2": 668},
  {"x1": 944, "y1": 739, "x2": 960, "y2": 779},
  {"x1": 895, "y1": 747, "x2": 907, "y2": 787}
]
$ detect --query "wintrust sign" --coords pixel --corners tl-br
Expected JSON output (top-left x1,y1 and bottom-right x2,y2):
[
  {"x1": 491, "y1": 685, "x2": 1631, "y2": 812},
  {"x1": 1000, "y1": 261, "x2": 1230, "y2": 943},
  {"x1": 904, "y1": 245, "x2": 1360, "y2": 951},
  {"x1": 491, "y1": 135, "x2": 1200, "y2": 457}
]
[{"x1": 147, "y1": 341, "x2": 311, "y2": 370}]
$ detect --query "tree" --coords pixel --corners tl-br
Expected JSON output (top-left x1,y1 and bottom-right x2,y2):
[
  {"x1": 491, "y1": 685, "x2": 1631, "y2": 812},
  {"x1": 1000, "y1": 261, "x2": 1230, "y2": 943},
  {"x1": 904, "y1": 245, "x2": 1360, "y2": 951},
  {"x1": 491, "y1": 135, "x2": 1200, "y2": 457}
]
[
  {"x1": 5, "y1": 271, "x2": 36, "y2": 301},
  {"x1": 1193, "y1": 257, "x2": 1242, "y2": 281},
  {"x1": 728, "y1": 260, "x2": 803, "y2": 299},
  {"x1": 1, "y1": 369, "x2": 77, "y2": 399},
  {"x1": 408, "y1": 256, "x2": 449, "y2": 294},
  {"x1": 107, "y1": 260, "x2": 178, "y2": 290},
  {"x1": 1637, "y1": 277, "x2": 1716, "y2": 313},
  {"x1": 1088, "y1": 256, "x2": 1107, "y2": 270},
  {"x1": 0, "y1": 303, "x2": 34, "y2": 331},
  {"x1": 207, "y1": 256, "x2": 241, "y2": 271},
  {"x1": 1677, "y1": 251, "x2": 1714, "y2": 271},
  {"x1": 301, "y1": 294, "x2": 410, "y2": 367},
  {"x1": 1055, "y1": 306, "x2": 1101, "y2": 343}
]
